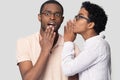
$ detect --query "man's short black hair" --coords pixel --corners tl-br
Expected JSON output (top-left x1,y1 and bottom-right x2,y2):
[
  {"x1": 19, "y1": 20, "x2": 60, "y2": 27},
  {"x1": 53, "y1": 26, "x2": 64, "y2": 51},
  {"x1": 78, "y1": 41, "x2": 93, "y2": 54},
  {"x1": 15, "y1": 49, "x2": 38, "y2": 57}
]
[
  {"x1": 40, "y1": 0, "x2": 64, "y2": 15},
  {"x1": 81, "y1": 1, "x2": 108, "y2": 34}
]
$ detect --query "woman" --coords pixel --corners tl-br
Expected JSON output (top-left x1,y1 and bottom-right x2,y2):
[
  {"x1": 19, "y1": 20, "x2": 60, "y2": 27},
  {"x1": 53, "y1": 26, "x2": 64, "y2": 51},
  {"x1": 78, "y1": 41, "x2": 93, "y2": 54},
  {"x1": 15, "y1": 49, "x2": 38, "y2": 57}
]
[{"x1": 62, "y1": 1, "x2": 111, "y2": 80}]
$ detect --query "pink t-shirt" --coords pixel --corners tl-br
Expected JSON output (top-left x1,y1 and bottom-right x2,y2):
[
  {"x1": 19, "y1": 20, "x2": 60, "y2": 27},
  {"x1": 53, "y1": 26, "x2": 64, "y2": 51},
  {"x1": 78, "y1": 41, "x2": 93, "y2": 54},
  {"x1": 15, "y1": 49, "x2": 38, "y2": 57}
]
[{"x1": 16, "y1": 32, "x2": 79, "y2": 80}]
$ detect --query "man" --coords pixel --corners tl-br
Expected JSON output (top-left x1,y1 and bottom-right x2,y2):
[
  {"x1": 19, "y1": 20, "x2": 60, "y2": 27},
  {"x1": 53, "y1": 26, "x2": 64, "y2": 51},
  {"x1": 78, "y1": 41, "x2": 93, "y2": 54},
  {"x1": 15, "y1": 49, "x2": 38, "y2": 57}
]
[
  {"x1": 16, "y1": 0, "x2": 78, "y2": 80},
  {"x1": 62, "y1": 1, "x2": 111, "y2": 80}
]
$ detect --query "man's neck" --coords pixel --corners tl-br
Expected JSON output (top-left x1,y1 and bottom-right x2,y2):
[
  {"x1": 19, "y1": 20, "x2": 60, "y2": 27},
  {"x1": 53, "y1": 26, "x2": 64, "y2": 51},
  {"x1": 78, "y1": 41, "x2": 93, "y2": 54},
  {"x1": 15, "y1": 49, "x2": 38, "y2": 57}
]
[
  {"x1": 40, "y1": 29, "x2": 44, "y2": 37},
  {"x1": 53, "y1": 32, "x2": 59, "y2": 47}
]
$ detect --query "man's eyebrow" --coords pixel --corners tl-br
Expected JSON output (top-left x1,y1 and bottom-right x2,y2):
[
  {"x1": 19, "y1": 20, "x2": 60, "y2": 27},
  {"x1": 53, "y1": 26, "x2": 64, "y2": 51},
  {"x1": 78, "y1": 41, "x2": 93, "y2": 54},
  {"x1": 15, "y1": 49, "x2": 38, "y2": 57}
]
[
  {"x1": 42, "y1": 10, "x2": 50, "y2": 12},
  {"x1": 42, "y1": 10, "x2": 61, "y2": 13}
]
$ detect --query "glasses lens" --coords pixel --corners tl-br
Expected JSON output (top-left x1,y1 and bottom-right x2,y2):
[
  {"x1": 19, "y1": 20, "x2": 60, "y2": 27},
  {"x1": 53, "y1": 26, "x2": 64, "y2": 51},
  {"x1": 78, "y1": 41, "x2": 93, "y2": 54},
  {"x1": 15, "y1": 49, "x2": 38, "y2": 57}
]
[
  {"x1": 41, "y1": 11, "x2": 62, "y2": 18},
  {"x1": 75, "y1": 15, "x2": 90, "y2": 22}
]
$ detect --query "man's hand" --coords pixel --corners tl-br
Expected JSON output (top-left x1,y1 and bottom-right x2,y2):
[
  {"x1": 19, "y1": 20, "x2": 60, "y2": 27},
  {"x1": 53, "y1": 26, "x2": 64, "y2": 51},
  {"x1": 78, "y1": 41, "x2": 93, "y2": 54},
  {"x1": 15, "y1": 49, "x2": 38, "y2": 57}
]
[
  {"x1": 64, "y1": 20, "x2": 76, "y2": 42},
  {"x1": 40, "y1": 27, "x2": 56, "y2": 54}
]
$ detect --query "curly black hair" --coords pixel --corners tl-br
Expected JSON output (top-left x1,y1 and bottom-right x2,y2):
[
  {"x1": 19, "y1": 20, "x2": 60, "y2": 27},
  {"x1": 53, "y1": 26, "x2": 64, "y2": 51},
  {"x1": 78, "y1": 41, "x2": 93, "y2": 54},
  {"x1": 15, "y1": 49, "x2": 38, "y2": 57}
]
[
  {"x1": 40, "y1": 0, "x2": 64, "y2": 16},
  {"x1": 81, "y1": 1, "x2": 108, "y2": 34}
]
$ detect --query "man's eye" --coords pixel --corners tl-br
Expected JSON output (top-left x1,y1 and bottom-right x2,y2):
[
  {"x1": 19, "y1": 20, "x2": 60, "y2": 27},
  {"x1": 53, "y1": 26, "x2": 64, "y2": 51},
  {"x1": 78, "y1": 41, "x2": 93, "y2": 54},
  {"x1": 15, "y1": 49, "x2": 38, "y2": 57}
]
[
  {"x1": 55, "y1": 13, "x2": 61, "y2": 17},
  {"x1": 45, "y1": 12, "x2": 51, "y2": 16}
]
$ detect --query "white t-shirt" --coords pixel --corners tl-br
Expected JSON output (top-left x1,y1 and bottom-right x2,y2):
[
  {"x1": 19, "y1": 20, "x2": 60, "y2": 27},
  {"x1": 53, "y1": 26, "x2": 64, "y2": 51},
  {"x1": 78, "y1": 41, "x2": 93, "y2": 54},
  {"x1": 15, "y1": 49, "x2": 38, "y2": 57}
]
[{"x1": 62, "y1": 35, "x2": 111, "y2": 80}]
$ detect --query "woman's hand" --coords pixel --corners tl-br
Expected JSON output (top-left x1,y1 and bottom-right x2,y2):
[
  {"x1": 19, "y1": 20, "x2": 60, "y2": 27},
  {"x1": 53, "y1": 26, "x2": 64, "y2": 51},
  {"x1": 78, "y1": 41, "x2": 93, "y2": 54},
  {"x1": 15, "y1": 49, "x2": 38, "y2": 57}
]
[{"x1": 64, "y1": 20, "x2": 76, "y2": 42}]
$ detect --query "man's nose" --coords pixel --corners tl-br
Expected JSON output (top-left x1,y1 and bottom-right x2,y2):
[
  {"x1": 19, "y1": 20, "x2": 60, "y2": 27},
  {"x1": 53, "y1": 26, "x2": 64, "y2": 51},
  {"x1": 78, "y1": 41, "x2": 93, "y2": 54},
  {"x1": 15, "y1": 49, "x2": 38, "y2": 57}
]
[{"x1": 50, "y1": 14, "x2": 55, "y2": 20}]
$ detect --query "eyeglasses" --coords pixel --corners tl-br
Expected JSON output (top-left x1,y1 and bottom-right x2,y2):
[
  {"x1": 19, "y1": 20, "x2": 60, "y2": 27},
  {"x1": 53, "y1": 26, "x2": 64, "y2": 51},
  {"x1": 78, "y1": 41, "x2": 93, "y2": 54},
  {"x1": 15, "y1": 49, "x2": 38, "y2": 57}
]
[
  {"x1": 75, "y1": 15, "x2": 90, "y2": 22},
  {"x1": 41, "y1": 11, "x2": 62, "y2": 18}
]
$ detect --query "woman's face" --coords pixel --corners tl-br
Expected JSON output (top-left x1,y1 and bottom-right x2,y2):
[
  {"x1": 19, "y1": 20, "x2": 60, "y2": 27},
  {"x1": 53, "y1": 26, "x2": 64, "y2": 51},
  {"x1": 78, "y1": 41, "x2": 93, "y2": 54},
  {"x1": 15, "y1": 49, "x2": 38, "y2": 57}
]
[{"x1": 73, "y1": 8, "x2": 90, "y2": 34}]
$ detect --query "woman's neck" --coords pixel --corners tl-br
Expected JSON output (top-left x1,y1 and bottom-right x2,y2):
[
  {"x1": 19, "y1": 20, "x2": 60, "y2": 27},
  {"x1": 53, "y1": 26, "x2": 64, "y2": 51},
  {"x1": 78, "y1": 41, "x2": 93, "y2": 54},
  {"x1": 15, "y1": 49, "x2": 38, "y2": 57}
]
[{"x1": 81, "y1": 30, "x2": 97, "y2": 40}]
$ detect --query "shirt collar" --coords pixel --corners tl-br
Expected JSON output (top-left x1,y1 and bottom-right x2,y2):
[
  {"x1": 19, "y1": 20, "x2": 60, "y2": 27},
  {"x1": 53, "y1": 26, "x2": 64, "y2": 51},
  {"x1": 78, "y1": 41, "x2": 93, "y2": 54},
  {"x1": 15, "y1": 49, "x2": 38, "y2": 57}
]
[
  {"x1": 52, "y1": 34, "x2": 63, "y2": 49},
  {"x1": 85, "y1": 34, "x2": 105, "y2": 44}
]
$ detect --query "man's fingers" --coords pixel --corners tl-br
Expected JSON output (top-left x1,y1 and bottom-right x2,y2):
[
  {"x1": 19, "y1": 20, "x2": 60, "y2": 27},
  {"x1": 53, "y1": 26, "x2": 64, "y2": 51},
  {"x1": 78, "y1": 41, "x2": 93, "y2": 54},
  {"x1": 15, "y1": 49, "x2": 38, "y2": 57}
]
[
  {"x1": 50, "y1": 27, "x2": 55, "y2": 39},
  {"x1": 45, "y1": 26, "x2": 55, "y2": 40},
  {"x1": 51, "y1": 32, "x2": 56, "y2": 41},
  {"x1": 46, "y1": 27, "x2": 51, "y2": 37},
  {"x1": 44, "y1": 26, "x2": 49, "y2": 37}
]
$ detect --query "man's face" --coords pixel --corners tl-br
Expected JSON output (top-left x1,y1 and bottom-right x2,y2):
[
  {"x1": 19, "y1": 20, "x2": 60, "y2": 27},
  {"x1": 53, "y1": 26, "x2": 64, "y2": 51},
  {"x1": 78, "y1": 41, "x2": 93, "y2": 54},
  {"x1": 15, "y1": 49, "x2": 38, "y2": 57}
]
[{"x1": 38, "y1": 3, "x2": 64, "y2": 32}]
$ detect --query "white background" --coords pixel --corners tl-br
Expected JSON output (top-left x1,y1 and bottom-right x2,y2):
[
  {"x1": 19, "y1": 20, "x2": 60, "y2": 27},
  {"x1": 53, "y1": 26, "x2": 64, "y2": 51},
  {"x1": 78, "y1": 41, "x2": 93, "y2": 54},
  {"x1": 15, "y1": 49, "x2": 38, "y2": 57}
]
[{"x1": 0, "y1": 0, "x2": 119, "y2": 80}]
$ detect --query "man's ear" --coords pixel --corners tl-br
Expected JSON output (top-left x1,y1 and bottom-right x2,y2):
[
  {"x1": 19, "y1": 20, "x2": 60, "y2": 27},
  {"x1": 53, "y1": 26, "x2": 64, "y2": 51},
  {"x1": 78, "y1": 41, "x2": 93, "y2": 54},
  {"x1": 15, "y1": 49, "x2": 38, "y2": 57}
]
[
  {"x1": 88, "y1": 22, "x2": 95, "y2": 29},
  {"x1": 38, "y1": 14, "x2": 41, "y2": 22},
  {"x1": 61, "y1": 16, "x2": 64, "y2": 23}
]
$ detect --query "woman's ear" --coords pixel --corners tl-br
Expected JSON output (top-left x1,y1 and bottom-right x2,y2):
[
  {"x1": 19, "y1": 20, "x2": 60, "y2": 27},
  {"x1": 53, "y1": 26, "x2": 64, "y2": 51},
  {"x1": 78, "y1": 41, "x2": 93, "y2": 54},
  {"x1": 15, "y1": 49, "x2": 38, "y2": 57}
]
[
  {"x1": 88, "y1": 22, "x2": 95, "y2": 29},
  {"x1": 38, "y1": 14, "x2": 41, "y2": 22}
]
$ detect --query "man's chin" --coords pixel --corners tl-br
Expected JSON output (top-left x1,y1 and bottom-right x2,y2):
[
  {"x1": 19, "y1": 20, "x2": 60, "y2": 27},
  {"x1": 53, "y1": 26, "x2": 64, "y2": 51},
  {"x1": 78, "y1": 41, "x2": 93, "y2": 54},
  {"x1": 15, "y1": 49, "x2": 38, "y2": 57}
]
[
  {"x1": 53, "y1": 29, "x2": 58, "y2": 32},
  {"x1": 41, "y1": 27, "x2": 46, "y2": 32}
]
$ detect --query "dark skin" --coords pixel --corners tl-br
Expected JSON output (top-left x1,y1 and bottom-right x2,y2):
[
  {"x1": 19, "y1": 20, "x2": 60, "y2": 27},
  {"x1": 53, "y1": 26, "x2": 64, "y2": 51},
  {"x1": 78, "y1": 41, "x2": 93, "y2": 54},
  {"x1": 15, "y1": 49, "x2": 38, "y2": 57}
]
[
  {"x1": 68, "y1": 74, "x2": 79, "y2": 80},
  {"x1": 18, "y1": 3, "x2": 78, "y2": 80}
]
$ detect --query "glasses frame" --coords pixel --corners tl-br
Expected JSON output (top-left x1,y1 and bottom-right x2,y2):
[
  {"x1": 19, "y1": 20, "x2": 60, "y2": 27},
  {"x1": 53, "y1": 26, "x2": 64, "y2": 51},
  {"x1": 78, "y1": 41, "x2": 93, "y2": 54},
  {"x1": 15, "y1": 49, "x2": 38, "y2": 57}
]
[
  {"x1": 75, "y1": 15, "x2": 90, "y2": 22},
  {"x1": 41, "y1": 11, "x2": 62, "y2": 18}
]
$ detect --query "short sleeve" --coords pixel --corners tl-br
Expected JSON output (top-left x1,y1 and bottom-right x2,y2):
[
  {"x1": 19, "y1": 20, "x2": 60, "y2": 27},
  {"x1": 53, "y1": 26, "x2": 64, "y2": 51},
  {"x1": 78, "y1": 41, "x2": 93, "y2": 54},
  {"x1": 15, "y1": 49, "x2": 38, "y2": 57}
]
[{"x1": 16, "y1": 38, "x2": 31, "y2": 64}]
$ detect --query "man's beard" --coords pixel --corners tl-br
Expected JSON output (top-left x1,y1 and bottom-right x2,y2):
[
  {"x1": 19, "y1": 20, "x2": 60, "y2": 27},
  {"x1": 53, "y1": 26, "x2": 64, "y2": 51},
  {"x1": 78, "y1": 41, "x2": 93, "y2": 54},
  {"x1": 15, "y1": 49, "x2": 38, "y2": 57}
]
[{"x1": 41, "y1": 25, "x2": 46, "y2": 31}]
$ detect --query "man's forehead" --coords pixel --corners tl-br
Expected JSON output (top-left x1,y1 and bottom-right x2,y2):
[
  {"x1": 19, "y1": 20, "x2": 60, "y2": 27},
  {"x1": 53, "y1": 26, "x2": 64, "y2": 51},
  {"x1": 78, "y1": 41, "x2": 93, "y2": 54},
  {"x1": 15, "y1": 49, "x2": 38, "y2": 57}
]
[{"x1": 42, "y1": 3, "x2": 62, "y2": 12}]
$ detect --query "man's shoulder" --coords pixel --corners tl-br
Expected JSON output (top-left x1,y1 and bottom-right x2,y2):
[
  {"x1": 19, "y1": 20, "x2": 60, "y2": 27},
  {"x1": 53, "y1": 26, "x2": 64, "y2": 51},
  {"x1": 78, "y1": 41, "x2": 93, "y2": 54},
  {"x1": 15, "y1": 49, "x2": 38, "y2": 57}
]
[{"x1": 17, "y1": 32, "x2": 39, "y2": 43}]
